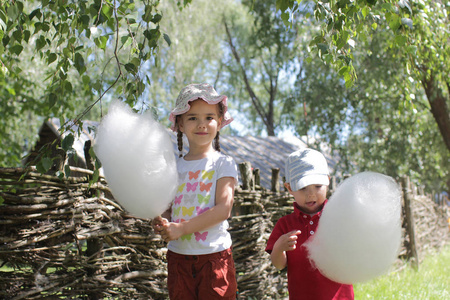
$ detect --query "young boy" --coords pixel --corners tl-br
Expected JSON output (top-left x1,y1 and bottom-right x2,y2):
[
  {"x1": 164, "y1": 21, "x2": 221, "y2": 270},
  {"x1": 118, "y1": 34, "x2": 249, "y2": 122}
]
[{"x1": 265, "y1": 148, "x2": 354, "y2": 299}]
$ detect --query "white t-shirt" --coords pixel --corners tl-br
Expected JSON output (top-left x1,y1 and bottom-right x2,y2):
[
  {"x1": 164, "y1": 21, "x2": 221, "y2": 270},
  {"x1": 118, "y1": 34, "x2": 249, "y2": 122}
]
[{"x1": 168, "y1": 151, "x2": 238, "y2": 255}]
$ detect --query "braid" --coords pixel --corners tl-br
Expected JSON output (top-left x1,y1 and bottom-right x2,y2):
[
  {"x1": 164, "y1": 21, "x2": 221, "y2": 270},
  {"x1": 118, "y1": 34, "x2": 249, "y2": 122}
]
[
  {"x1": 214, "y1": 102, "x2": 225, "y2": 153},
  {"x1": 214, "y1": 131, "x2": 221, "y2": 152},
  {"x1": 177, "y1": 130, "x2": 183, "y2": 157}
]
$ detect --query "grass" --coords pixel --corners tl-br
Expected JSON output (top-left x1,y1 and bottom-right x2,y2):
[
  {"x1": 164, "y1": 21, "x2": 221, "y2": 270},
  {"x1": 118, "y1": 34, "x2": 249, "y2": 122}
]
[{"x1": 354, "y1": 245, "x2": 450, "y2": 300}]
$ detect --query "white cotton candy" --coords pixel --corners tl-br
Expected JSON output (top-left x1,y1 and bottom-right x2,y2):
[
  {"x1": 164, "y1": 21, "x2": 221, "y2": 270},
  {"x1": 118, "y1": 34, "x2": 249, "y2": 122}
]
[
  {"x1": 94, "y1": 101, "x2": 178, "y2": 219},
  {"x1": 304, "y1": 172, "x2": 402, "y2": 284}
]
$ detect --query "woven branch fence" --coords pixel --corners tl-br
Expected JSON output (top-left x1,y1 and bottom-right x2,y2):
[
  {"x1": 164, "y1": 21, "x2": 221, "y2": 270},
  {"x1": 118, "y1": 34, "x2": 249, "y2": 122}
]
[{"x1": 1, "y1": 165, "x2": 449, "y2": 300}]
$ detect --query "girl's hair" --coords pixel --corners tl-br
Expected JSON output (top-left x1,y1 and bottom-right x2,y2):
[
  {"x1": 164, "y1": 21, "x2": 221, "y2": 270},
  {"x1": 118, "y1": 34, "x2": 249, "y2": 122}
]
[{"x1": 176, "y1": 101, "x2": 224, "y2": 157}]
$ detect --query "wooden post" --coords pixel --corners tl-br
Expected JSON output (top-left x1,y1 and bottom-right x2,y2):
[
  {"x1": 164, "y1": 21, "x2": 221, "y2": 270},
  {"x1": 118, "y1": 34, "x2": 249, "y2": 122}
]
[
  {"x1": 329, "y1": 176, "x2": 337, "y2": 194},
  {"x1": 401, "y1": 176, "x2": 419, "y2": 270},
  {"x1": 254, "y1": 169, "x2": 260, "y2": 187},
  {"x1": 239, "y1": 162, "x2": 253, "y2": 191},
  {"x1": 271, "y1": 168, "x2": 280, "y2": 193}
]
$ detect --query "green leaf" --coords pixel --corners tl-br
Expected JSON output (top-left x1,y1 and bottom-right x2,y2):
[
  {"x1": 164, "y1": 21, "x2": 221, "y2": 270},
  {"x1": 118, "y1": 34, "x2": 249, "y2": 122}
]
[
  {"x1": 10, "y1": 44, "x2": 23, "y2": 55},
  {"x1": 29, "y1": 9, "x2": 40, "y2": 20},
  {"x1": 101, "y1": 4, "x2": 113, "y2": 20},
  {"x1": 281, "y1": 12, "x2": 290, "y2": 27},
  {"x1": 388, "y1": 15, "x2": 401, "y2": 31},
  {"x1": 151, "y1": 14, "x2": 162, "y2": 24},
  {"x1": 338, "y1": 66, "x2": 349, "y2": 76},
  {"x1": 37, "y1": 157, "x2": 53, "y2": 173},
  {"x1": 48, "y1": 52, "x2": 57, "y2": 64},
  {"x1": 90, "y1": 169, "x2": 100, "y2": 184},
  {"x1": 74, "y1": 53, "x2": 86, "y2": 75},
  {"x1": 276, "y1": 0, "x2": 291, "y2": 12},
  {"x1": 94, "y1": 36, "x2": 108, "y2": 50},
  {"x1": 12, "y1": 29, "x2": 22, "y2": 42},
  {"x1": 6, "y1": 3, "x2": 20, "y2": 21},
  {"x1": 121, "y1": 35, "x2": 132, "y2": 48},
  {"x1": 394, "y1": 34, "x2": 407, "y2": 46},
  {"x1": 336, "y1": 31, "x2": 350, "y2": 49},
  {"x1": 64, "y1": 80, "x2": 73, "y2": 93},
  {"x1": 36, "y1": 35, "x2": 46, "y2": 51},
  {"x1": 48, "y1": 93, "x2": 57, "y2": 108},
  {"x1": 61, "y1": 133, "x2": 74, "y2": 152},
  {"x1": 80, "y1": 14, "x2": 90, "y2": 27},
  {"x1": 163, "y1": 33, "x2": 171, "y2": 46},
  {"x1": 82, "y1": 75, "x2": 90, "y2": 85},
  {"x1": 23, "y1": 30, "x2": 30, "y2": 42},
  {"x1": 125, "y1": 63, "x2": 138, "y2": 74},
  {"x1": 317, "y1": 43, "x2": 328, "y2": 54},
  {"x1": 362, "y1": 6, "x2": 369, "y2": 18}
]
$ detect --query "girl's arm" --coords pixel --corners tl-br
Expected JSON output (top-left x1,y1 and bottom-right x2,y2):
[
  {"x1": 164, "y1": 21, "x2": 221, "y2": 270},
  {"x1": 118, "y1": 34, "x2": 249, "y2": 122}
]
[
  {"x1": 270, "y1": 230, "x2": 301, "y2": 270},
  {"x1": 160, "y1": 176, "x2": 235, "y2": 242}
]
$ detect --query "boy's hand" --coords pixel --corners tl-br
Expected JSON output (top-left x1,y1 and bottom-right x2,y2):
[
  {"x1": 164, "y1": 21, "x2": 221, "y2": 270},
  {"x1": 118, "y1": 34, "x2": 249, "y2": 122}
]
[{"x1": 274, "y1": 230, "x2": 301, "y2": 252}]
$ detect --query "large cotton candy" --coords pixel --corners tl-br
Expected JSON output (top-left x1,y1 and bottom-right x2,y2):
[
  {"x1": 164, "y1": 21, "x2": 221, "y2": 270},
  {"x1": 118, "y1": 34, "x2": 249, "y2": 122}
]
[
  {"x1": 94, "y1": 101, "x2": 178, "y2": 219},
  {"x1": 304, "y1": 172, "x2": 402, "y2": 284}
]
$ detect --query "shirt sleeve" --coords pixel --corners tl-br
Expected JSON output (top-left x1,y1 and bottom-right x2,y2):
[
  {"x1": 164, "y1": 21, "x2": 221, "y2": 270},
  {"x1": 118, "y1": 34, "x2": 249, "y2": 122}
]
[
  {"x1": 265, "y1": 217, "x2": 287, "y2": 254},
  {"x1": 217, "y1": 155, "x2": 238, "y2": 184}
]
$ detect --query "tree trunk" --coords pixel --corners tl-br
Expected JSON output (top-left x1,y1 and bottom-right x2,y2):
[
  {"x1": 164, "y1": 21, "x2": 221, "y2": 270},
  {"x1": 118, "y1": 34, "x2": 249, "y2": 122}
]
[{"x1": 421, "y1": 72, "x2": 450, "y2": 152}]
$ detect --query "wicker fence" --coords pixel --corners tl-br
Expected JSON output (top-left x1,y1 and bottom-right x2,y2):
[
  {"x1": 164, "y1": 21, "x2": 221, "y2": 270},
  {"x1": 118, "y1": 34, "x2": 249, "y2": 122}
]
[{"x1": 1, "y1": 165, "x2": 449, "y2": 300}]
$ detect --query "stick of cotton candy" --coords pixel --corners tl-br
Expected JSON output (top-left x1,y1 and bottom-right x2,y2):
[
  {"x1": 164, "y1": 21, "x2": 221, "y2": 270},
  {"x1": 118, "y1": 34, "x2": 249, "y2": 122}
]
[
  {"x1": 304, "y1": 171, "x2": 402, "y2": 284},
  {"x1": 94, "y1": 101, "x2": 178, "y2": 219}
]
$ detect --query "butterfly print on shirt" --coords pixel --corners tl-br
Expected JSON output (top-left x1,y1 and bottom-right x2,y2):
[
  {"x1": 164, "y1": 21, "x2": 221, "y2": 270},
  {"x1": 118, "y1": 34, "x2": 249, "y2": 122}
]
[
  {"x1": 194, "y1": 231, "x2": 208, "y2": 241},
  {"x1": 189, "y1": 170, "x2": 201, "y2": 180},
  {"x1": 199, "y1": 182, "x2": 212, "y2": 192}
]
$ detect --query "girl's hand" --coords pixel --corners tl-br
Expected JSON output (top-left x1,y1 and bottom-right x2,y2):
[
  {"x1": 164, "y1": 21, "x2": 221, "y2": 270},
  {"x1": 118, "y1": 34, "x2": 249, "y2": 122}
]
[
  {"x1": 160, "y1": 222, "x2": 184, "y2": 243},
  {"x1": 152, "y1": 216, "x2": 168, "y2": 236},
  {"x1": 274, "y1": 230, "x2": 301, "y2": 252}
]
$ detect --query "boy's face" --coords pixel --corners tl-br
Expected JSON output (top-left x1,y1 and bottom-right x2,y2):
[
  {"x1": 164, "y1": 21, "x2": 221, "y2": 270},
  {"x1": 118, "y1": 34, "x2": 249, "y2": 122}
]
[{"x1": 285, "y1": 182, "x2": 328, "y2": 214}]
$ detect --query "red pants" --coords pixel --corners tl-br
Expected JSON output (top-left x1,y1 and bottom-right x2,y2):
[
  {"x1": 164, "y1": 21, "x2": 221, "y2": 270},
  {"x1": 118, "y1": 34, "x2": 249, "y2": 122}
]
[{"x1": 167, "y1": 248, "x2": 237, "y2": 299}]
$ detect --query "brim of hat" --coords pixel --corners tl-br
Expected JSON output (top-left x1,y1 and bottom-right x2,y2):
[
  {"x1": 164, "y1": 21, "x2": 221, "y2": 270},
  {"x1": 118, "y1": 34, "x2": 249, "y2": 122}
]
[
  {"x1": 169, "y1": 95, "x2": 233, "y2": 131},
  {"x1": 291, "y1": 174, "x2": 330, "y2": 191}
]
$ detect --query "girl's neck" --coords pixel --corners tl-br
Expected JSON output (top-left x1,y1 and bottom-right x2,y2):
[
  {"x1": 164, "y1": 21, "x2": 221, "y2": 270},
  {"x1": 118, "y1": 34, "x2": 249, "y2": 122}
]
[{"x1": 184, "y1": 144, "x2": 216, "y2": 161}]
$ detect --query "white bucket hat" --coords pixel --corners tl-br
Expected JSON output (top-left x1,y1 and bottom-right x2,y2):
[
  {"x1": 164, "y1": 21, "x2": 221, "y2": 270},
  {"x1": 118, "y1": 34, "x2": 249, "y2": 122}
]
[
  {"x1": 285, "y1": 148, "x2": 330, "y2": 191},
  {"x1": 169, "y1": 83, "x2": 233, "y2": 131}
]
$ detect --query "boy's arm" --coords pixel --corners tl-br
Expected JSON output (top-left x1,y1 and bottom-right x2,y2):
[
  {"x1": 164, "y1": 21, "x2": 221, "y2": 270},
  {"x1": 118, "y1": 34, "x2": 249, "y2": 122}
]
[
  {"x1": 161, "y1": 176, "x2": 235, "y2": 242},
  {"x1": 270, "y1": 230, "x2": 301, "y2": 270}
]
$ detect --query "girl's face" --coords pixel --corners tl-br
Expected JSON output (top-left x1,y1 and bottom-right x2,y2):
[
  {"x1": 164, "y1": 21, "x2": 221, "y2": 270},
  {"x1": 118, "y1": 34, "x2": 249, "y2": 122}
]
[
  {"x1": 178, "y1": 99, "x2": 222, "y2": 148},
  {"x1": 285, "y1": 183, "x2": 328, "y2": 214}
]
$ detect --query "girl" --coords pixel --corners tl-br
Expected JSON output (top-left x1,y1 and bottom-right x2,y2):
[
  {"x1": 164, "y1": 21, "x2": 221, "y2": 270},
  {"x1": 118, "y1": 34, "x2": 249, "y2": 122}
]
[{"x1": 152, "y1": 83, "x2": 238, "y2": 299}]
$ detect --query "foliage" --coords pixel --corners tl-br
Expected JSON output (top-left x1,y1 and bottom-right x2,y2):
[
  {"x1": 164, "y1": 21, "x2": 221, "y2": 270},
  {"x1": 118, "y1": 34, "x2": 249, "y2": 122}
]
[
  {"x1": 277, "y1": 0, "x2": 449, "y2": 191},
  {"x1": 0, "y1": 0, "x2": 168, "y2": 169}
]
